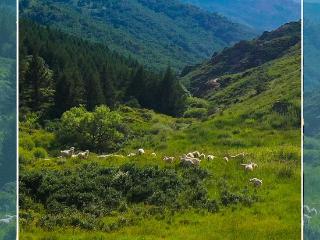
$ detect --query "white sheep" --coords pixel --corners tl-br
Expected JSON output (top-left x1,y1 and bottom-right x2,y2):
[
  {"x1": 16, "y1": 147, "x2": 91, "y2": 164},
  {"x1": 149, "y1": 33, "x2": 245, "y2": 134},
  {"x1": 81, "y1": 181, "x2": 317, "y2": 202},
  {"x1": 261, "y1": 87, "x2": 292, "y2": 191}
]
[
  {"x1": 192, "y1": 158, "x2": 201, "y2": 166},
  {"x1": 311, "y1": 208, "x2": 318, "y2": 215},
  {"x1": 223, "y1": 156, "x2": 229, "y2": 162},
  {"x1": 231, "y1": 152, "x2": 246, "y2": 158},
  {"x1": 77, "y1": 150, "x2": 90, "y2": 159},
  {"x1": 304, "y1": 214, "x2": 312, "y2": 224},
  {"x1": 60, "y1": 147, "x2": 75, "y2": 158},
  {"x1": 207, "y1": 155, "x2": 215, "y2": 161},
  {"x1": 241, "y1": 162, "x2": 258, "y2": 171},
  {"x1": 138, "y1": 148, "x2": 145, "y2": 155},
  {"x1": 193, "y1": 151, "x2": 200, "y2": 158},
  {"x1": 163, "y1": 156, "x2": 175, "y2": 163},
  {"x1": 304, "y1": 205, "x2": 311, "y2": 214},
  {"x1": 186, "y1": 152, "x2": 194, "y2": 158},
  {"x1": 199, "y1": 153, "x2": 206, "y2": 160},
  {"x1": 249, "y1": 178, "x2": 262, "y2": 187}
]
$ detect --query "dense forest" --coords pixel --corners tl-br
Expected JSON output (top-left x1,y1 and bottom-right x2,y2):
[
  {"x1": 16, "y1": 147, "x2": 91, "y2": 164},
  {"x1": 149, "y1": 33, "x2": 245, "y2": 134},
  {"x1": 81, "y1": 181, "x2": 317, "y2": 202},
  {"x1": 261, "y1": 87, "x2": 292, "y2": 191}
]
[
  {"x1": 19, "y1": 0, "x2": 256, "y2": 71},
  {"x1": 20, "y1": 21, "x2": 188, "y2": 119}
]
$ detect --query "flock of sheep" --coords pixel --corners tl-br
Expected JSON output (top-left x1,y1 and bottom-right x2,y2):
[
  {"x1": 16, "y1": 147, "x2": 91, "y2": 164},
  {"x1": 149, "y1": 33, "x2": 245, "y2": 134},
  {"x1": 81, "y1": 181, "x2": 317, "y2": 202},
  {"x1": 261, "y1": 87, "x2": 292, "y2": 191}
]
[
  {"x1": 60, "y1": 147, "x2": 90, "y2": 159},
  {"x1": 304, "y1": 205, "x2": 318, "y2": 224},
  {"x1": 128, "y1": 149, "x2": 262, "y2": 187},
  {"x1": 0, "y1": 215, "x2": 15, "y2": 224},
  {"x1": 58, "y1": 147, "x2": 263, "y2": 187}
]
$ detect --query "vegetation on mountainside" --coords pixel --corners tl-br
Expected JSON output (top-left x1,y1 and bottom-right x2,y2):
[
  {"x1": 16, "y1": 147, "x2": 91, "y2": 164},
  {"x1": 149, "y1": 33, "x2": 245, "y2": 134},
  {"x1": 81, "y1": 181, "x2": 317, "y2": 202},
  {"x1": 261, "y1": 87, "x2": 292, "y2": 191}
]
[
  {"x1": 20, "y1": 21, "x2": 187, "y2": 119},
  {"x1": 19, "y1": 0, "x2": 255, "y2": 71},
  {"x1": 19, "y1": 20, "x2": 301, "y2": 239},
  {"x1": 180, "y1": 0, "x2": 300, "y2": 31},
  {"x1": 180, "y1": 21, "x2": 300, "y2": 95}
]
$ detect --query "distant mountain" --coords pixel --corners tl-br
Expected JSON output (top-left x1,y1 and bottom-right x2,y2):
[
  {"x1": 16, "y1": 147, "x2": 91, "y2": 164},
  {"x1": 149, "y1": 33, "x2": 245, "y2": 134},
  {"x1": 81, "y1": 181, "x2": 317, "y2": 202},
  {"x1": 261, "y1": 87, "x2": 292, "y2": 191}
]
[
  {"x1": 304, "y1": 2, "x2": 320, "y2": 92},
  {"x1": 180, "y1": 22, "x2": 301, "y2": 96},
  {"x1": 19, "y1": 0, "x2": 256, "y2": 71},
  {"x1": 180, "y1": 0, "x2": 300, "y2": 31}
]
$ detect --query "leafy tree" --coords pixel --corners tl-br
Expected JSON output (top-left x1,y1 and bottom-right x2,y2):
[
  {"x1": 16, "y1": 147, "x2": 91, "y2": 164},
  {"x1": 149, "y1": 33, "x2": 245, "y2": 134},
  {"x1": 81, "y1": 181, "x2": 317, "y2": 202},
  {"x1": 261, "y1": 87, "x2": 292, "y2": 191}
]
[{"x1": 57, "y1": 106, "x2": 125, "y2": 152}]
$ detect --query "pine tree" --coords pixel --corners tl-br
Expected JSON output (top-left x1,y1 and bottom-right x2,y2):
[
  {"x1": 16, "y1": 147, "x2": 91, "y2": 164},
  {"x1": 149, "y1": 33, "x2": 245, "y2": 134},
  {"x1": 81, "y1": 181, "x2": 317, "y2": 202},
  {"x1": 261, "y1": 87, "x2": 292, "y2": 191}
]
[{"x1": 20, "y1": 55, "x2": 55, "y2": 117}]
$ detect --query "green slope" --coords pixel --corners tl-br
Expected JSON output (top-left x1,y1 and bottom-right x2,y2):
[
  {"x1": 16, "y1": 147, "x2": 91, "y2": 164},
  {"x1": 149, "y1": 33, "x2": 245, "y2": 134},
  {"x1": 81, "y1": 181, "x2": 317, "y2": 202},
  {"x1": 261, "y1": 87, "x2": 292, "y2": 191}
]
[
  {"x1": 180, "y1": 0, "x2": 300, "y2": 31},
  {"x1": 19, "y1": 0, "x2": 255, "y2": 71},
  {"x1": 19, "y1": 32, "x2": 301, "y2": 240},
  {"x1": 180, "y1": 22, "x2": 300, "y2": 96}
]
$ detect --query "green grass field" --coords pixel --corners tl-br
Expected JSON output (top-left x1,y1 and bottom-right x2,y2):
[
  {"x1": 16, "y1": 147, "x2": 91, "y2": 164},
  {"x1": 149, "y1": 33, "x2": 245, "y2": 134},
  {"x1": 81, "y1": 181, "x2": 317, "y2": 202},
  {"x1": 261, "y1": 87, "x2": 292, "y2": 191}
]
[{"x1": 18, "y1": 25, "x2": 301, "y2": 240}]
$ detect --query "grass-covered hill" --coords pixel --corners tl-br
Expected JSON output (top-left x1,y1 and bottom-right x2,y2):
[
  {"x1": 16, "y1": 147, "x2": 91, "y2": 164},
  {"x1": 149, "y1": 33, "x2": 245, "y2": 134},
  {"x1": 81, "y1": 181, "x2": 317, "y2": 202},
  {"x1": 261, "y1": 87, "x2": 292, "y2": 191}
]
[
  {"x1": 19, "y1": 0, "x2": 255, "y2": 71},
  {"x1": 19, "y1": 21, "x2": 301, "y2": 239},
  {"x1": 180, "y1": 0, "x2": 300, "y2": 31},
  {"x1": 180, "y1": 22, "x2": 300, "y2": 96}
]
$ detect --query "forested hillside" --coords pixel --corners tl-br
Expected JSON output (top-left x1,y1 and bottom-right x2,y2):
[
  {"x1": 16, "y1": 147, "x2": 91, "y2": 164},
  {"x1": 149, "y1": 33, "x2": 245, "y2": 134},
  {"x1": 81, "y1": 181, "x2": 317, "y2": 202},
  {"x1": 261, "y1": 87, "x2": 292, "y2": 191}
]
[
  {"x1": 19, "y1": 0, "x2": 255, "y2": 71},
  {"x1": 19, "y1": 16, "x2": 301, "y2": 239},
  {"x1": 20, "y1": 21, "x2": 188, "y2": 119},
  {"x1": 180, "y1": 0, "x2": 300, "y2": 31}
]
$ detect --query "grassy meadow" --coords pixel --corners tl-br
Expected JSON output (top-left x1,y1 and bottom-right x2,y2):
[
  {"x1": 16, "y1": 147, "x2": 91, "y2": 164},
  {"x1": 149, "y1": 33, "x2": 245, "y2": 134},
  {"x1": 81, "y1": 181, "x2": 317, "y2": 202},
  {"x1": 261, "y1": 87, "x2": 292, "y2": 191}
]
[
  {"x1": 18, "y1": 13, "x2": 301, "y2": 240},
  {"x1": 19, "y1": 91, "x2": 301, "y2": 239}
]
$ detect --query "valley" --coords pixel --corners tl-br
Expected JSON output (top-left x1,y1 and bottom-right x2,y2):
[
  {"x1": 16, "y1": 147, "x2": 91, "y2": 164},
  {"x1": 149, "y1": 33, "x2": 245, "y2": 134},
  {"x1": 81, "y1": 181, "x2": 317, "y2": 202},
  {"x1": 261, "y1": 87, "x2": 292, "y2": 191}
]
[{"x1": 18, "y1": 0, "x2": 301, "y2": 239}]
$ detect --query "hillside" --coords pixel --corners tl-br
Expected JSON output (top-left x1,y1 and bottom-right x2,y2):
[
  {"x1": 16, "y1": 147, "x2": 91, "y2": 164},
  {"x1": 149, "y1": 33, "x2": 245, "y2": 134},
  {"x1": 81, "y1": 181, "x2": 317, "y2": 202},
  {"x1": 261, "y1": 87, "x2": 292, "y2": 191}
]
[
  {"x1": 19, "y1": 20, "x2": 301, "y2": 240},
  {"x1": 180, "y1": 22, "x2": 300, "y2": 96},
  {"x1": 20, "y1": 21, "x2": 188, "y2": 119},
  {"x1": 180, "y1": 0, "x2": 300, "y2": 31},
  {"x1": 19, "y1": 0, "x2": 255, "y2": 71}
]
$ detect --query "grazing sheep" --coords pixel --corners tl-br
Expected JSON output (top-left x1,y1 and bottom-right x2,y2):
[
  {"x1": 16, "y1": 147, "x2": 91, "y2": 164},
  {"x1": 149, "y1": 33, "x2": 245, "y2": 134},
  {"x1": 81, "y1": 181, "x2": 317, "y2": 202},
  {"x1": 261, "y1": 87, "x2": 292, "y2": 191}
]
[
  {"x1": 241, "y1": 162, "x2": 258, "y2": 172},
  {"x1": 249, "y1": 178, "x2": 262, "y2": 187},
  {"x1": 199, "y1": 153, "x2": 206, "y2": 160},
  {"x1": 207, "y1": 155, "x2": 215, "y2": 161},
  {"x1": 60, "y1": 147, "x2": 75, "y2": 158},
  {"x1": 193, "y1": 151, "x2": 200, "y2": 158},
  {"x1": 304, "y1": 205, "x2": 311, "y2": 214},
  {"x1": 304, "y1": 214, "x2": 312, "y2": 224},
  {"x1": 186, "y1": 152, "x2": 194, "y2": 158},
  {"x1": 231, "y1": 152, "x2": 246, "y2": 158},
  {"x1": 311, "y1": 208, "x2": 318, "y2": 215},
  {"x1": 138, "y1": 148, "x2": 145, "y2": 155},
  {"x1": 127, "y1": 153, "x2": 136, "y2": 157},
  {"x1": 192, "y1": 158, "x2": 201, "y2": 166},
  {"x1": 77, "y1": 150, "x2": 90, "y2": 159},
  {"x1": 223, "y1": 157, "x2": 229, "y2": 162},
  {"x1": 151, "y1": 152, "x2": 157, "y2": 157},
  {"x1": 163, "y1": 156, "x2": 175, "y2": 163}
]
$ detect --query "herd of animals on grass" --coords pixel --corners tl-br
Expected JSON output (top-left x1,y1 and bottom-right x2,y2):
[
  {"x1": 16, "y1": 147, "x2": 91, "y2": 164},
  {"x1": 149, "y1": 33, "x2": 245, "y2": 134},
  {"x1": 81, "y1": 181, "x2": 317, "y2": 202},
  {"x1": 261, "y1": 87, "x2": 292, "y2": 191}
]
[{"x1": 59, "y1": 146, "x2": 262, "y2": 188}]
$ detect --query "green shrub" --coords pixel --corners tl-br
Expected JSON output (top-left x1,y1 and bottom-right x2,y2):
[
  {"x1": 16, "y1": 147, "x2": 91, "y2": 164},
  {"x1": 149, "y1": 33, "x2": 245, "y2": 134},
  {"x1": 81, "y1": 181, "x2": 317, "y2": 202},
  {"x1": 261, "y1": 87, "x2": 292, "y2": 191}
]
[
  {"x1": 19, "y1": 147, "x2": 34, "y2": 164},
  {"x1": 19, "y1": 136, "x2": 35, "y2": 151},
  {"x1": 183, "y1": 108, "x2": 208, "y2": 119},
  {"x1": 32, "y1": 147, "x2": 48, "y2": 159}
]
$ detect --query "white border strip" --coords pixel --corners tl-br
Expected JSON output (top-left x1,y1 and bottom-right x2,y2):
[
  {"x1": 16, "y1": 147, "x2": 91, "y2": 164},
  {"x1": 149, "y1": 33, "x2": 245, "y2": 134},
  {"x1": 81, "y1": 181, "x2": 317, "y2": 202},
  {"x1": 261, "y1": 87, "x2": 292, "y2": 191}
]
[
  {"x1": 16, "y1": 0, "x2": 19, "y2": 238},
  {"x1": 301, "y1": 0, "x2": 304, "y2": 239}
]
